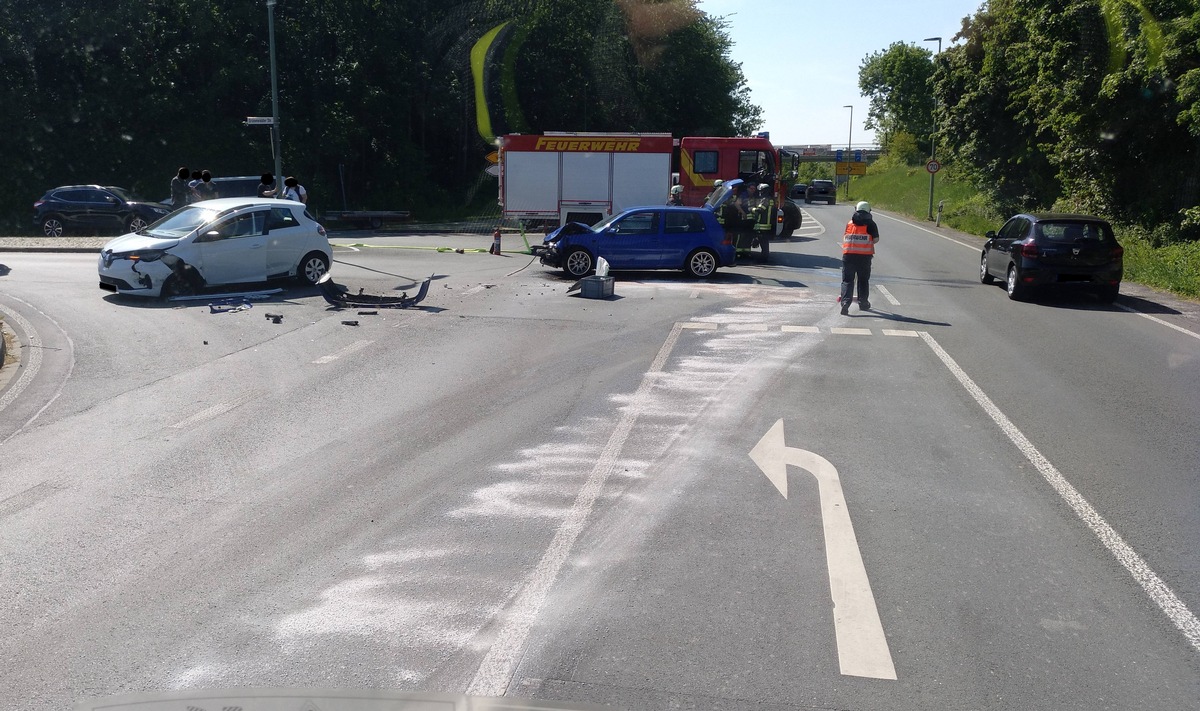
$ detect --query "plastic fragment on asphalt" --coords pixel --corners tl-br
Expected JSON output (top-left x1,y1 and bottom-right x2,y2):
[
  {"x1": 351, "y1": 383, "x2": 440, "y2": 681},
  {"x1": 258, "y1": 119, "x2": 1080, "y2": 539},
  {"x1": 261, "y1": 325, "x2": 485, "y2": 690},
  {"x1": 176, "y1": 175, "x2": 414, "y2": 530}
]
[
  {"x1": 357, "y1": 310, "x2": 378, "y2": 315},
  {"x1": 169, "y1": 288, "x2": 283, "y2": 302},
  {"x1": 341, "y1": 320, "x2": 360, "y2": 326}
]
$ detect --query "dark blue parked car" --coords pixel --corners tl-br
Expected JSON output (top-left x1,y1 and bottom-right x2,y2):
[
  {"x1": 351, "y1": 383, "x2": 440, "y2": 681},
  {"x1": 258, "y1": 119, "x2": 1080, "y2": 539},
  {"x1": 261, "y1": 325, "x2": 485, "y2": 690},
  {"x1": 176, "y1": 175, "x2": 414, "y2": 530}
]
[
  {"x1": 34, "y1": 185, "x2": 170, "y2": 237},
  {"x1": 534, "y1": 181, "x2": 740, "y2": 279}
]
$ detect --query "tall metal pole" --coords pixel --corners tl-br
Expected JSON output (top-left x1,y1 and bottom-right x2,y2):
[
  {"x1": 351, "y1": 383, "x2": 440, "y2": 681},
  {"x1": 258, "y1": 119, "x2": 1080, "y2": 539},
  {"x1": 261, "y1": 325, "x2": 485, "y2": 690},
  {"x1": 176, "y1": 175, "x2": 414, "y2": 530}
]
[
  {"x1": 267, "y1": 0, "x2": 282, "y2": 187},
  {"x1": 843, "y1": 105, "x2": 853, "y2": 200},
  {"x1": 923, "y1": 36, "x2": 941, "y2": 220}
]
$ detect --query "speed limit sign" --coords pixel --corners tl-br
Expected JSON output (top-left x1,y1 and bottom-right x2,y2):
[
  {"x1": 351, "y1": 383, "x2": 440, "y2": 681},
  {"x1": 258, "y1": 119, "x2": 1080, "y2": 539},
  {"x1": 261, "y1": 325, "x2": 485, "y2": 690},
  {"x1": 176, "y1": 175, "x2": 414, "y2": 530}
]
[{"x1": 926, "y1": 159, "x2": 942, "y2": 174}]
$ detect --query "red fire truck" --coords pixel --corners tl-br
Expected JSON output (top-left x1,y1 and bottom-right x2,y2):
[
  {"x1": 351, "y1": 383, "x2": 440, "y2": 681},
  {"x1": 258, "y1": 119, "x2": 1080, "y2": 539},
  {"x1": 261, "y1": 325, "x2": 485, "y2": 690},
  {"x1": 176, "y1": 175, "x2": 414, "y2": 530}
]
[
  {"x1": 677, "y1": 136, "x2": 802, "y2": 237},
  {"x1": 498, "y1": 132, "x2": 801, "y2": 236}
]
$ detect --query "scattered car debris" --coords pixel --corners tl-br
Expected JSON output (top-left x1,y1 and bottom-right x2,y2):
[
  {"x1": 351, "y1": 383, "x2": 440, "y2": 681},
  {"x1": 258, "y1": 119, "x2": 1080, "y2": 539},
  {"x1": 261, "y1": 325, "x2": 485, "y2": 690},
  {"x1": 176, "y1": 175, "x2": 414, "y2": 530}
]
[
  {"x1": 357, "y1": 310, "x2": 378, "y2": 316},
  {"x1": 209, "y1": 299, "x2": 253, "y2": 314},
  {"x1": 169, "y1": 288, "x2": 283, "y2": 302},
  {"x1": 264, "y1": 312, "x2": 284, "y2": 323},
  {"x1": 317, "y1": 273, "x2": 431, "y2": 309},
  {"x1": 341, "y1": 320, "x2": 360, "y2": 326}
]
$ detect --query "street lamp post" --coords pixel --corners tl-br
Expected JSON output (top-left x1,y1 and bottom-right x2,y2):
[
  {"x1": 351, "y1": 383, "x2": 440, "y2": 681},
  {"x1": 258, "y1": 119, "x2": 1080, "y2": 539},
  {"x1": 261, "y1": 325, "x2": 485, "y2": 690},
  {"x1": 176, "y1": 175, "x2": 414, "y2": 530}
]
[
  {"x1": 267, "y1": 0, "x2": 282, "y2": 187},
  {"x1": 923, "y1": 36, "x2": 942, "y2": 220},
  {"x1": 843, "y1": 104, "x2": 853, "y2": 200}
]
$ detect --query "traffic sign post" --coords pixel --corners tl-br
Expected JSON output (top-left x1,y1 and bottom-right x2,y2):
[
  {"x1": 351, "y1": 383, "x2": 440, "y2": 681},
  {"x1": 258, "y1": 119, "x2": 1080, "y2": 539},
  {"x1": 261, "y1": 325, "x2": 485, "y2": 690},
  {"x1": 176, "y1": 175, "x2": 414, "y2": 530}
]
[{"x1": 925, "y1": 159, "x2": 941, "y2": 174}]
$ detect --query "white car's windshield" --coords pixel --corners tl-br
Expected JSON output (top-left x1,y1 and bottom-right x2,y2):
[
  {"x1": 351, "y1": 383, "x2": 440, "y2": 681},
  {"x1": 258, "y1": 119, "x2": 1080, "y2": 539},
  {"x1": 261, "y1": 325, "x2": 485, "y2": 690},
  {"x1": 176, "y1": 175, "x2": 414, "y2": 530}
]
[{"x1": 147, "y1": 206, "x2": 220, "y2": 237}]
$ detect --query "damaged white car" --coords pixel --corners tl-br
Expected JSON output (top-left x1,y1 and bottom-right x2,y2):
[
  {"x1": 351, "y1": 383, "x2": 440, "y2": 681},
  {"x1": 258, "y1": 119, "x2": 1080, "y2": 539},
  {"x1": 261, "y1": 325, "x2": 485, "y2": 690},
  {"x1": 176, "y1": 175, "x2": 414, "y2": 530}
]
[{"x1": 97, "y1": 198, "x2": 332, "y2": 298}]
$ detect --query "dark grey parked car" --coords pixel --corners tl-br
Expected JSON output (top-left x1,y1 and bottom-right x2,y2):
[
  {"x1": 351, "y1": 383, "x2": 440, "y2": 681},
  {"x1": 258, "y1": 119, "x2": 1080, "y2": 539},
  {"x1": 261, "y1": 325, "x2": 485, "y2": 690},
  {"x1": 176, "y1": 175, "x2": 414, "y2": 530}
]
[
  {"x1": 805, "y1": 179, "x2": 836, "y2": 204},
  {"x1": 34, "y1": 185, "x2": 171, "y2": 237},
  {"x1": 980, "y1": 213, "x2": 1124, "y2": 302}
]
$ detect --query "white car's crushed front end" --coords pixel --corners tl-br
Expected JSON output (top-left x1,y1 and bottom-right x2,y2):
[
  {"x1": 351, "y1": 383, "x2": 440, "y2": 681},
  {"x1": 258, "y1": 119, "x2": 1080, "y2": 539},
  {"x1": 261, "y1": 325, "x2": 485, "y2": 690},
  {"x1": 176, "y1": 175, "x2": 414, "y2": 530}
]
[{"x1": 97, "y1": 234, "x2": 182, "y2": 297}]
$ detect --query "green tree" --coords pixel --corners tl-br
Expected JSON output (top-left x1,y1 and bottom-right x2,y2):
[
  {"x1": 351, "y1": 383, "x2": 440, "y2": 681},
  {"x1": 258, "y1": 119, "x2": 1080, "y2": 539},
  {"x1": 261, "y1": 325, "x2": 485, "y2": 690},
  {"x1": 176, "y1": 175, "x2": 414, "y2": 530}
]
[
  {"x1": 0, "y1": 0, "x2": 760, "y2": 230},
  {"x1": 858, "y1": 42, "x2": 936, "y2": 154},
  {"x1": 934, "y1": 0, "x2": 1200, "y2": 229}
]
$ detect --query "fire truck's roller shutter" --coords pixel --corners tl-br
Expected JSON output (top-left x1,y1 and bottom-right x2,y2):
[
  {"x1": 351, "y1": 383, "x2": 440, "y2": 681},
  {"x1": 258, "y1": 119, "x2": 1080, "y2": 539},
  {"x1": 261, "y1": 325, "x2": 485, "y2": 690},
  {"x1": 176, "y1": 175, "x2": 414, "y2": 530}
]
[
  {"x1": 561, "y1": 153, "x2": 611, "y2": 202},
  {"x1": 504, "y1": 151, "x2": 559, "y2": 213},
  {"x1": 612, "y1": 152, "x2": 671, "y2": 213}
]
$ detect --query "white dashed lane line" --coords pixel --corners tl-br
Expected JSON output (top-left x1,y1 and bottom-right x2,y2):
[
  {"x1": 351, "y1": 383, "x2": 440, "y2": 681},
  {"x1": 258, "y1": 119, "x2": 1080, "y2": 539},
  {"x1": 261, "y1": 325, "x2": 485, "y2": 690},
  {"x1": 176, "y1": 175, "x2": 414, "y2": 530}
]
[
  {"x1": 876, "y1": 285, "x2": 900, "y2": 306},
  {"x1": 312, "y1": 339, "x2": 374, "y2": 364},
  {"x1": 682, "y1": 322, "x2": 919, "y2": 337},
  {"x1": 169, "y1": 390, "x2": 262, "y2": 430}
]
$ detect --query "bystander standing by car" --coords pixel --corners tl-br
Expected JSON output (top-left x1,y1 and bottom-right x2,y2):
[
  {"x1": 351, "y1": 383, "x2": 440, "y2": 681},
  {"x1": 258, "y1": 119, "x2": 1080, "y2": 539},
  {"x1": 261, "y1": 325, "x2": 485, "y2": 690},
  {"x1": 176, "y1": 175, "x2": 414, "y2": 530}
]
[
  {"x1": 170, "y1": 167, "x2": 190, "y2": 208},
  {"x1": 193, "y1": 170, "x2": 217, "y2": 201},
  {"x1": 281, "y1": 176, "x2": 308, "y2": 204}
]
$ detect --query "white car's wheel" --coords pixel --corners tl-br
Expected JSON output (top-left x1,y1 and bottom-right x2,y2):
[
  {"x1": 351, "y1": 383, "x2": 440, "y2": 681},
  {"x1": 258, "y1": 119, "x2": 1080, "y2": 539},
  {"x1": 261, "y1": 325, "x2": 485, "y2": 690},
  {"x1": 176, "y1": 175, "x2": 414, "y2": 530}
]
[{"x1": 298, "y1": 252, "x2": 330, "y2": 284}]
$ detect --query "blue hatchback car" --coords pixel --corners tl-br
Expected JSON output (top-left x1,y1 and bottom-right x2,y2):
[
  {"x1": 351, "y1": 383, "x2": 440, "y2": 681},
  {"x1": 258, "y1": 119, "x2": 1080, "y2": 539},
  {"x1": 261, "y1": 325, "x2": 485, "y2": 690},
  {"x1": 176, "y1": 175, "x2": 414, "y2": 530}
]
[{"x1": 534, "y1": 180, "x2": 740, "y2": 279}]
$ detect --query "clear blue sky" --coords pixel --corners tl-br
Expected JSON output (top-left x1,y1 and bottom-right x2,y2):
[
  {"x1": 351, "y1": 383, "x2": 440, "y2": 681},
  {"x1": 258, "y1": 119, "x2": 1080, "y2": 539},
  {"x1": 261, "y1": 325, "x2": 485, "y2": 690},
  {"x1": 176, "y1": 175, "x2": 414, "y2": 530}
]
[{"x1": 695, "y1": 0, "x2": 985, "y2": 146}]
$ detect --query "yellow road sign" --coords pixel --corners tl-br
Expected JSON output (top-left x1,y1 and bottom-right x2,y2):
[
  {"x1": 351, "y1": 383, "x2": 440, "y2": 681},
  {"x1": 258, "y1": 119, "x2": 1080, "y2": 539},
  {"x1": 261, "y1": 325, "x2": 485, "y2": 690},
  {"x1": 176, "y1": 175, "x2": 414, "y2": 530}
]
[
  {"x1": 836, "y1": 162, "x2": 867, "y2": 176},
  {"x1": 485, "y1": 151, "x2": 499, "y2": 164}
]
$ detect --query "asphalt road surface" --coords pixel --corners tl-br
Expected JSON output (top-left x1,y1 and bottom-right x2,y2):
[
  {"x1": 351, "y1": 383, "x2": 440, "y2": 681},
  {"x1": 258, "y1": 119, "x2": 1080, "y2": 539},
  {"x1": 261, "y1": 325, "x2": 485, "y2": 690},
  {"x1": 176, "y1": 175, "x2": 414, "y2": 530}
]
[{"x1": 1, "y1": 207, "x2": 1199, "y2": 711}]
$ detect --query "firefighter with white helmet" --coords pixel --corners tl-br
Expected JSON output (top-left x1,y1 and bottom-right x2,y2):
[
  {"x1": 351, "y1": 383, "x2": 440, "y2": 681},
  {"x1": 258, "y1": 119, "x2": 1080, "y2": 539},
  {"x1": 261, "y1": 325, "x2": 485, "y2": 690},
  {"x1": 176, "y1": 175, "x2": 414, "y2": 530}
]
[
  {"x1": 668, "y1": 184, "x2": 684, "y2": 206},
  {"x1": 839, "y1": 200, "x2": 880, "y2": 314}
]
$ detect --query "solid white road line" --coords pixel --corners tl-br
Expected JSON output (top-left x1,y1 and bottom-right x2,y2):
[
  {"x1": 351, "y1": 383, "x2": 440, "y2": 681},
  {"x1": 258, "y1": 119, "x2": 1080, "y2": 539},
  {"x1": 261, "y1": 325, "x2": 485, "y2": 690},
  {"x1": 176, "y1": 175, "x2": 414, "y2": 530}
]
[
  {"x1": 312, "y1": 339, "x2": 374, "y2": 364},
  {"x1": 876, "y1": 285, "x2": 900, "y2": 306},
  {"x1": 1115, "y1": 303, "x2": 1200, "y2": 341},
  {"x1": 874, "y1": 212, "x2": 978, "y2": 251},
  {"x1": 0, "y1": 296, "x2": 76, "y2": 446},
  {"x1": 919, "y1": 331, "x2": 1200, "y2": 653},
  {"x1": 468, "y1": 323, "x2": 686, "y2": 697},
  {"x1": 0, "y1": 303, "x2": 42, "y2": 419}
]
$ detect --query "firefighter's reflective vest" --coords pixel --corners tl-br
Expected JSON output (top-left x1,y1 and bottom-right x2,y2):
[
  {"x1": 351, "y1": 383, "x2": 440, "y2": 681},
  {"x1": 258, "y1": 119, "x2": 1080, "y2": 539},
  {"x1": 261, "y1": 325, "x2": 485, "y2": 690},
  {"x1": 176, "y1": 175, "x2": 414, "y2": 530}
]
[
  {"x1": 842, "y1": 220, "x2": 875, "y2": 255},
  {"x1": 753, "y1": 198, "x2": 774, "y2": 232}
]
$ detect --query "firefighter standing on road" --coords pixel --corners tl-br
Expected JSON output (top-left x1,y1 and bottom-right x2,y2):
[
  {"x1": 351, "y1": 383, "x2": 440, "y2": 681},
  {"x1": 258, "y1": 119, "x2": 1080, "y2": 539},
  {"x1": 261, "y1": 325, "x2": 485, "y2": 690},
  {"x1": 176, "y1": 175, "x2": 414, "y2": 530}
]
[
  {"x1": 839, "y1": 200, "x2": 880, "y2": 314},
  {"x1": 751, "y1": 183, "x2": 774, "y2": 262}
]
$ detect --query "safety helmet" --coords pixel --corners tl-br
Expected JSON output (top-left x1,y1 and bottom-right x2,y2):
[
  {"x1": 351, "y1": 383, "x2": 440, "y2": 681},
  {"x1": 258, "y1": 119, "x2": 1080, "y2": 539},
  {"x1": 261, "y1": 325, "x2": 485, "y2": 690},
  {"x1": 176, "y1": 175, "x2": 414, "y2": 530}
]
[
  {"x1": 757, "y1": 183, "x2": 770, "y2": 192},
  {"x1": 671, "y1": 185, "x2": 683, "y2": 195},
  {"x1": 856, "y1": 201, "x2": 871, "y2": 213},
  {"x1": 713, "y1": 179, "x2": 724, "y2": 188}
]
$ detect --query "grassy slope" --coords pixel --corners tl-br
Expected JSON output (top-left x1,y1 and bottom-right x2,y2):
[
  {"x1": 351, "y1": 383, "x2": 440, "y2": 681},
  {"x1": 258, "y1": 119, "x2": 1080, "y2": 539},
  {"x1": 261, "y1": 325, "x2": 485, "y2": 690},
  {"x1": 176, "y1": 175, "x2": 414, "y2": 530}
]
[{"x1": 842, "y1": 164, "x2": 1200, "y2": 299}]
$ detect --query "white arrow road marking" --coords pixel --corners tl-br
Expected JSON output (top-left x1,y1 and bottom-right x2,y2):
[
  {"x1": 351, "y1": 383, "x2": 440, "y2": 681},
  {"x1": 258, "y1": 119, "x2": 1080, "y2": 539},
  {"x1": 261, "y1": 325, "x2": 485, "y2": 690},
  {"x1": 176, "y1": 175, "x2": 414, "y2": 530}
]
[{"x1": 749, "y1": 419, "x2": 897, "y2": 680}]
